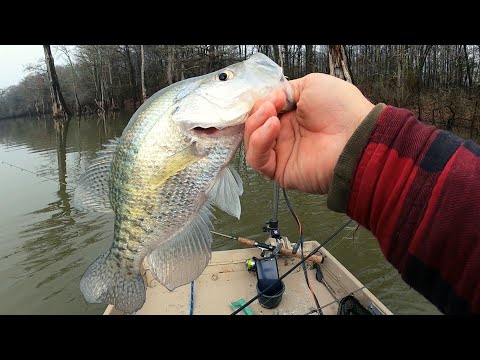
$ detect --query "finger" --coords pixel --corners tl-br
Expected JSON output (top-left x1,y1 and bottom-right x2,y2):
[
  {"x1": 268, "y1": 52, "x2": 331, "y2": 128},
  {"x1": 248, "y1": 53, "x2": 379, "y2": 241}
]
[
  {"x1": 244, "y1": 101, "x2": 278, "y2": 153},
  {"x1": 267, "y1": 89, "x2": 287, "y2": 114},
  {"x1": 245, "y1": 116, "x2": 280, "y2": 178},
  {"x1": 287, "y1": 77, "x2": 306, "y2": 105}
]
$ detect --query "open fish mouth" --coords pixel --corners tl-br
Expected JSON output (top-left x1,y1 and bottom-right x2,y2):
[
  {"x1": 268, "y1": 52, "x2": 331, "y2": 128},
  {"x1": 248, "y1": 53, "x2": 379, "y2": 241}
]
[
  {"x1": 191, "y1": 123, "x2": 245, "y2": 138},
  {"x1": 192, "y1": 126, "x2": 219, "y2": 135}
]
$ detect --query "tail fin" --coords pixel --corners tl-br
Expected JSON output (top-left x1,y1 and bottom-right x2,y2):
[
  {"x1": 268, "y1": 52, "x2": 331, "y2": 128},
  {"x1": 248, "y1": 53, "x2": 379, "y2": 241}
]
[{"x1": 80, "y1": 253, "x2": 145, "y2": 314}]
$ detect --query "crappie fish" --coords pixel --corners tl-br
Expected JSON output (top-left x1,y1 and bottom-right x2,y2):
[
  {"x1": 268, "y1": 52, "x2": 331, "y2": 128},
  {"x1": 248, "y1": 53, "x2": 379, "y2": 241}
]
[{"x1": 73, "y1": 52, "x2": 294, "y2": 313}]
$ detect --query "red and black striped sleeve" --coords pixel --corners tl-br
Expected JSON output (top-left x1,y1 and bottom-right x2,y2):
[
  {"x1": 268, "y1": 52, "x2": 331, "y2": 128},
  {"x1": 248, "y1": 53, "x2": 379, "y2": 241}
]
[{"x1": 328, "y1": 104, "x2": 480, "y2": 314}]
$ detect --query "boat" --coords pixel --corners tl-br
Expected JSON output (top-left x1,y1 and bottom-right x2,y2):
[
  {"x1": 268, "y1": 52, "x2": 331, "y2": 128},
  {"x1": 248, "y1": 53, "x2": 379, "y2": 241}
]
[{"x1": 104, "y1": 237, "x2": 393, "y2": 315}]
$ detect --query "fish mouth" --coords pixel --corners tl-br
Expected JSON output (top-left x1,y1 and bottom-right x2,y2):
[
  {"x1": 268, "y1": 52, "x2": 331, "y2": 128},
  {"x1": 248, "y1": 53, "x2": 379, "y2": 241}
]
[
  {"x1": 191, "y1": 124, "x2": 244, "y2": 138},
  {"x1": 192, "y1": 127, "x2": 219, "y2": 135}
]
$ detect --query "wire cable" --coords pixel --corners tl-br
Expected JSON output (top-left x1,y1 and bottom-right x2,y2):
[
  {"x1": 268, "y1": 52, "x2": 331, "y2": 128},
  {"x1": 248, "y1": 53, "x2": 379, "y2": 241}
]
[{"x1": 282, "y1": 188, "x2": 321, "y2": 314}]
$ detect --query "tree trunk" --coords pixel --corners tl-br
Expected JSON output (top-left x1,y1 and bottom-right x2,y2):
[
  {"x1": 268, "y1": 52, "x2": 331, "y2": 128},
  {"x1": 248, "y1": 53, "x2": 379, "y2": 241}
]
[
  {"x1": 470, "y1": 100, "x2": 478, "y2": 138},
  {"x1": 283, "y1": 45, "x2": 289, "y2": 76},
  {"x1": 166, "y1": 45, "x2": 175, "y2": 85},
  {"x1": 464, "y1": 45, "x2": 473, "y2": 97},
  {"x1": 272, "y1": 45, "x2": 285, "y2": 72},
  {"x1": 34, "y1": 100, "x2": 42, "y2": 118},
  {"x1": 305, "y1": 45, "x2": 314, "y2": 74},
  {"x1": 107, "y1": 58, "x2": 117, "y2": 111},
  {"x1": 92, "y1": 59, "x2": 99, "y2": 102},
  {"x1": 54, "y1": 120, "x2": 70, "y2": 214},
  {"x1": 327, "y1": 45, "x2": 353, "y2": 83},
  {"x1": 417, "y1": 45, "x2": 433, "y2": 86},
  {"x1": 416, "y1": 45, "x2": 433, "y2": 121},
  {"x1": 97, "y1": 46, "x2": 106, "y2": 118},
  {"x1": 57, "y1": 45, "x2": 81, "y2": 116},
  {"x1": 125, "y1": 45, "x2": 138, "y2": 109},
  {"x1": 272, "y1": 45, "x2": 280, "y2": 65},
  {"x1": 395, "y1": 45, "x2": 404, "y2": 106},
  {"x1": 278, "y1": 45, "x2": 284, "y2": 71},
  {"x1": 43, "y1": 45, "x2": 71, "y2": 120},
  {"x1": 141, "y1": 45, "x2": 148, "y2": 102}
]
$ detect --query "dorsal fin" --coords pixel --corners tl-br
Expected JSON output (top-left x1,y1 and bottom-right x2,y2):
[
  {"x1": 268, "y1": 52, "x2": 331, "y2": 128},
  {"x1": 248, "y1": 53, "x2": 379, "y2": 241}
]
[{"x1": 73, "y1": 138, "x2": 119, "y2": 212}]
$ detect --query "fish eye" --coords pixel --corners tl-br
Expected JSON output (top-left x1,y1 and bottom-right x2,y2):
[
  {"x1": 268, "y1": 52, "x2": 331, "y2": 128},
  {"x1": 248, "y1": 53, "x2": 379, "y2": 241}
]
[{"x1": 215, "y1": 70, "x2": 234, "y2": 81}]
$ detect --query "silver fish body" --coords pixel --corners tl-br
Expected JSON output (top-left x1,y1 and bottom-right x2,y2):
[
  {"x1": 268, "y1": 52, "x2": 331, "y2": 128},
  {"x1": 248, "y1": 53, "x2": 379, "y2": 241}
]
[{"x1": 73, "y1": 53, "x2": 294, "y2": 313}]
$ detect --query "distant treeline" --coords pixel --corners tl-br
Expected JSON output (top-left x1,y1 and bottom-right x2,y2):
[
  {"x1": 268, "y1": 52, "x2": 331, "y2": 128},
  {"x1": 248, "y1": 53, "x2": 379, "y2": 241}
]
[{"x1": 1, "y1": 45, "x2": 480, "y2": 135}]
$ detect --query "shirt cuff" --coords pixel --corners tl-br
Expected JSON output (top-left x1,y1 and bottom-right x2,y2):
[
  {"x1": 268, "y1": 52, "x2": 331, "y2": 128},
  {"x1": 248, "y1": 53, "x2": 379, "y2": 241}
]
[{"x1": 327, "y1": 103, "x2": 387, "y2": 213}]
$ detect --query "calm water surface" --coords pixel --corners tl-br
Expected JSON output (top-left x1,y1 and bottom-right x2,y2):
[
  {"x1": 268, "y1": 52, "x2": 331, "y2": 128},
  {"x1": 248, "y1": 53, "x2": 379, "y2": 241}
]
[{"x1": 0, "y1": 113, "x2": 440, "y2": 314}]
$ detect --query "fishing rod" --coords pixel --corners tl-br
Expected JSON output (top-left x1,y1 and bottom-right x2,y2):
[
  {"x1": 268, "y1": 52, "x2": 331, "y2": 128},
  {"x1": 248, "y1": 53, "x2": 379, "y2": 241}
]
[
  {"x1": 210, "y1": 230, "x2": 324, "y2": 265},
  {"x1": 259, "y1": 180, "x2": 321, "y2": 312},
  {"x1": 262, "y1": 181, "x2": 281, "y2": 239},
  {"x1": 230, "y1": 219, "x2": 353, "y2": 315}
]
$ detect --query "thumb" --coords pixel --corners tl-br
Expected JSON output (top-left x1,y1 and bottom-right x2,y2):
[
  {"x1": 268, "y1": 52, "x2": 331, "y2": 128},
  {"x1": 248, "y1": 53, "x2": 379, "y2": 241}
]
[
  {"x1": 245, "y1": 116, "x2": 280, "y2": 178},
  {"x1": 286, "y1": 76, "x2": 306, "y2": 106}
]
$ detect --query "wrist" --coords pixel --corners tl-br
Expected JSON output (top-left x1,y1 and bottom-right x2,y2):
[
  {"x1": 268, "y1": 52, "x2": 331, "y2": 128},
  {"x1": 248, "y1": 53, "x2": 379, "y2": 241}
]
[{"x1": 327, "y1": 103, "x2": 387, "y2": 213}]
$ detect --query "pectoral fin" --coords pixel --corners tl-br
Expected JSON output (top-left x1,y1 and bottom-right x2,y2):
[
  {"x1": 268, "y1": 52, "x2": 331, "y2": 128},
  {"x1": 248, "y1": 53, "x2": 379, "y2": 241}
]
[
  {"x1": 205, "y1": 164, "x2": 243, "y2": 219},
  {"x1": 150, "y1": 142, "x2": 202, "y2": 187}
]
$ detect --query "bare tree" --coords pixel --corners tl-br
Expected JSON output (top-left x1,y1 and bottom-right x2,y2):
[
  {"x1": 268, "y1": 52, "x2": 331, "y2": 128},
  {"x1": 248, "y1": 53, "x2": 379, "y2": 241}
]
[
  {"x1": 141, "y1": 45, "x2": 148, "y2": 102},
  {"x1": 0, "y1": 44, "x2": 478, "y2": 138},
  {"x1": 464, "y1": 45, "x2": 473, "y2": 97},
  {"x1": 305, "y1": 45, "x2": 314, "y2": 74},
  {"x1": 124, "y1": 45, "x2": 138, "y2": 109},
  {"x1": 57, "y1": 45, "x2": 81, "y2": 116},
  {"x1": 395, "y1": 45, "x2": 405, "y2": 106},
  {"x1": 166, "y1": 45, "x2": 175, "y2": 85},
  {"x1": 43, "y1": 45, "x2": 71, "y2": 120},
  {"x1": 328, "y1": 45, "x2": 353, "y2": 83}
]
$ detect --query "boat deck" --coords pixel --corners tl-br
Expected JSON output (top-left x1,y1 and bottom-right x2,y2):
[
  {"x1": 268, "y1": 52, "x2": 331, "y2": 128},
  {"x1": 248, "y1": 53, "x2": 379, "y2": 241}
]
[{"x1": 104, "y1": 240, "x2": 392, "y2": 315}]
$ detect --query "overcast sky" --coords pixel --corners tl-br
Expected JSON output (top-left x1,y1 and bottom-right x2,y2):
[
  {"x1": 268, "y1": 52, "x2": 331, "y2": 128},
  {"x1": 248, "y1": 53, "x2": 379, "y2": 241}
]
[{"x1": 0, "y1": 45, "x2": 66, "y2": 89}]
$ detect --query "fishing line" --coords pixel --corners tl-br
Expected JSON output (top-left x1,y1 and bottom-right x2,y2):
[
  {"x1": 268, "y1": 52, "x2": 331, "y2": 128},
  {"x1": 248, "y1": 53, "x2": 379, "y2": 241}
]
[
  {"x1": 327, "y1": 223, "x2": 359, "y2": 252},
  {"x1": 303, "y1": 268, "x2": 400, "y2": 315},
  {"x1": 231, "y1": 218, "x2": 353, "y2": 315},
  {"x1": 0, "y1": 160, "x2": 71, "y2": 188}
]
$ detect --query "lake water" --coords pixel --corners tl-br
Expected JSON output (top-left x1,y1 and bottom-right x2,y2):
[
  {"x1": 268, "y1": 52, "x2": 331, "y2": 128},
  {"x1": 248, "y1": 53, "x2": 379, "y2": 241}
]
[{"x1": 0, "y1": 113, "x2": 440, "y2": 314}]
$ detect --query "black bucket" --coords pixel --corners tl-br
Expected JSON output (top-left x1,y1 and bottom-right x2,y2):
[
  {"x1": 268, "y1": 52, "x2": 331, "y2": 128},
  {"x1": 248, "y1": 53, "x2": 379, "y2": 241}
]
[
  {"x1": 256, "y1": 280, "x2": 285, "y2": 309},
  {"x1": 255, "y1": 256, "x2": 285, "y2": 309}
]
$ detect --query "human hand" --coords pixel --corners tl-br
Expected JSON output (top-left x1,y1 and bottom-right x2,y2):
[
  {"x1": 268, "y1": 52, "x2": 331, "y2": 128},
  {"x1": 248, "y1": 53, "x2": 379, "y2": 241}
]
[{"x1": 244, "y1": 73, "x2": 375, "y2": 194}]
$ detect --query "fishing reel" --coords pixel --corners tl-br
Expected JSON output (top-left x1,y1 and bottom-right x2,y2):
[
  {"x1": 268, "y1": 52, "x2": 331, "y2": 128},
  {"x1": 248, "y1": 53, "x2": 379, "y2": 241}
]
[
  {"x1": 244, "y1": 241, "x2": 283, "y2": 272},
  {"x1": 245, "y1": 257, "x2": 257, "y2": 272}
]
